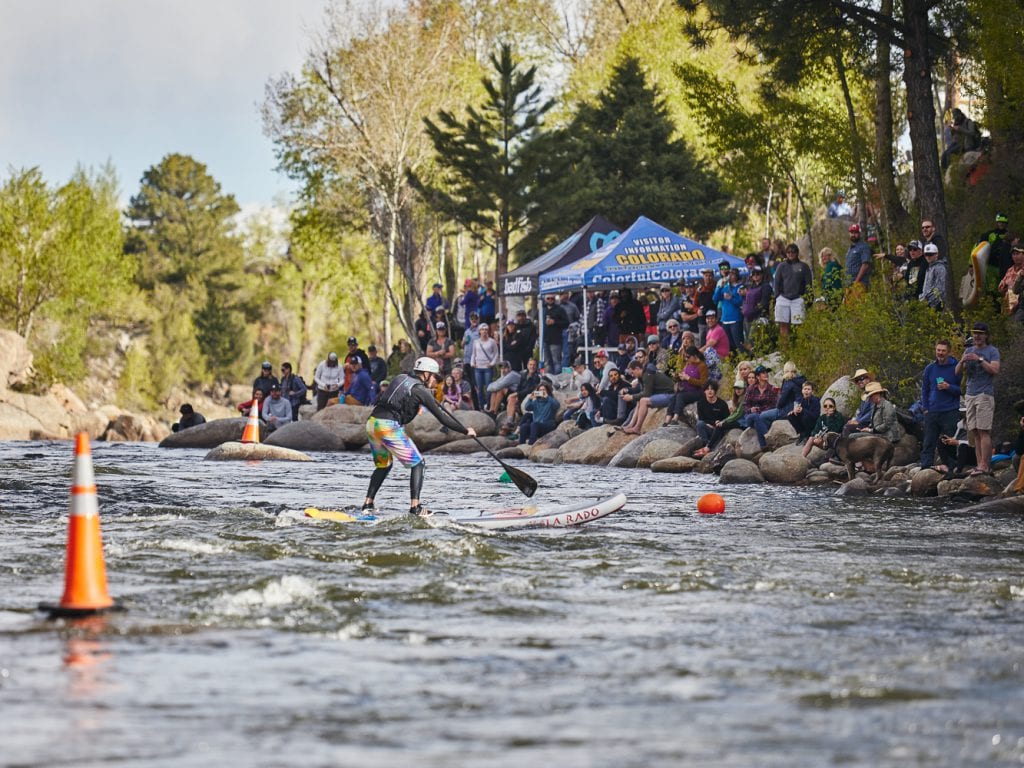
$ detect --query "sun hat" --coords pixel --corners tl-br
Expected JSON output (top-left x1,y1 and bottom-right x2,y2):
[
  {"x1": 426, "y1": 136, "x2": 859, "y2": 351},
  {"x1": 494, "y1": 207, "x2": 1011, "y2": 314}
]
[
  {"x1": 864, "y1": 381, "x2": 888, "y2": 396},
  {"x1": 852, "y1": 368, "x2": 870, "y2": 380}
]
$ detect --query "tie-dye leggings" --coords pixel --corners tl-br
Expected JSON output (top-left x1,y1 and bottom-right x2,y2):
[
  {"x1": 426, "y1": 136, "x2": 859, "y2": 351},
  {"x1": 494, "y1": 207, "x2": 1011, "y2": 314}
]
[{"x1": 366, "y1": 418, "x2": 423, "y2": 469}]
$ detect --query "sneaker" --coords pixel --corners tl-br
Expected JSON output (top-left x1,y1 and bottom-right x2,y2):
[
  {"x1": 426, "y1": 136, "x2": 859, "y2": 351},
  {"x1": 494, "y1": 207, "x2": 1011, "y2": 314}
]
[
  {"x1": 360, "y1": 502, "x2": 375, "y2": 512},
  {"x1": 409, "y1": 505, "x2": 446, "y2": 518}
]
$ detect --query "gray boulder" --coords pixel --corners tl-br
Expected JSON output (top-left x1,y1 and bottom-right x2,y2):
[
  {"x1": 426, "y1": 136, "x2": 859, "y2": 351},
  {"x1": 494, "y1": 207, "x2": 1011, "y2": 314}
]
[
  {"x1": 265, "y1": 421, "x2": 347, "y2": 452},
  {"x1": 804, "y1": 469, "x2": 832, "y2": 484},
  {"x1": 532, "y1": 449, "x2": 560, "y2": 464},
  {"x1": 160, "y1": 418, "x2": 250, "y2": 448},
  {"x1": 764, "y1": 419, "x2": 798, "y2": 451},
  {"x1": 335, "y1": 423, "x2": 371, "y2": 449},
  {"x1": 758, "y1": 448, "x2": 810, "y2": 484},
  {"x1": 892, "y1": 433, "x2": 921, "y2": 467},
  {"x1": 205, "y1": 441, "x2": 313, "y2": 462},
  {"x1": 558, "y1": 426, "x2": 636, "y2": 465},
  {"x1": 650, "y1": 455, "x2": 701, "y2": 473},
  {"x1": 835, "y1": 477, "x2": 872, "y2": 496},
  {"x1": 430, "y1": 435, "x2": 514, "y2": 454},
  {"x1": 496, "y1": 446, "x2": 527, "y2": 460},
  {"x1": 609, "y1": 424, "x2": 696, "y2": 468},
  {"x1": 719, "y1": 458, "x2": 764, "y2": 484},
  {"x1": 638, "y1": 438, "x2": 688, "y2": 468},
  {"x1": 311, "y1": 404, "x2": 373, "y2": 426},
  {"x1": 736, "y1": 428, "x2": 763, "y2": 461}
]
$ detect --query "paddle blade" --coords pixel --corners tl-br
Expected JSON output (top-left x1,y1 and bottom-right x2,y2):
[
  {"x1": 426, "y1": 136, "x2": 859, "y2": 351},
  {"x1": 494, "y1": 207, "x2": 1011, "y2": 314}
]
[{"x1": 504, "y1": 464, "x2": 537, "y2": 497}]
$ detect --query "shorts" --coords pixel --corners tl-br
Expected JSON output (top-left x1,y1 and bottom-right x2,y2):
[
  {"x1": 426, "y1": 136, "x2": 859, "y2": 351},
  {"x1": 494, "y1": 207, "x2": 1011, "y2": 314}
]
[
  {"x1": 964, "y1": 393, "x2": 994, "y2": 432},
  {"x1": 774, "y1": 295, "x2": 806, "y2": 325},
  {"x1": 366, "y1": 417, "x2": 422, "y2": 469}
]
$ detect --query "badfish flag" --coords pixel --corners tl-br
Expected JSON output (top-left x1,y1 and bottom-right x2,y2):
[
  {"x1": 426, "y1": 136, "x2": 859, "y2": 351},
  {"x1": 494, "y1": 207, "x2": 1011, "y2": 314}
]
[{"x1": 539, "y1": 216, "x2": 746, "y2": 292}]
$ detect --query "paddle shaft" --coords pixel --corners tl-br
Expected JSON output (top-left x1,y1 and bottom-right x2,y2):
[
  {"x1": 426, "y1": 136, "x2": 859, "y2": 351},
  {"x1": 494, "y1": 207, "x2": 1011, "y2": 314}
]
[{"x1": 472, "y1": 435, "x2": 537, "y2": 497}]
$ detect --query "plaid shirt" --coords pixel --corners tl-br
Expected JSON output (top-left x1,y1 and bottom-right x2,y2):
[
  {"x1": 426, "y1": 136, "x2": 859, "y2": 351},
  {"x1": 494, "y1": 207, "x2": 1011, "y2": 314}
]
[{"x1": 743, "y1": 383, "x2": 779, "y2": 415}]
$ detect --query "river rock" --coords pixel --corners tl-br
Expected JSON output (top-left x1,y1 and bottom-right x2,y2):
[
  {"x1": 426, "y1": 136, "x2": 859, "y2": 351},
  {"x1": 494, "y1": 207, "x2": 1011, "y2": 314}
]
[
  {"x1": 938, "y1": 474, "x2": 1001, "y2": 499},
  {"x1": 637, "y1": 439, "x2": 688, "y2": 468},
  {"x1": 804, "y1": 444, "x2": 828, "y2": 467},
  {"x1": 764, "y1": 419, "x2": 798, "y2": 450},
  {"x1": 702, "y1": 443, "x2": 736, "y2": 474},
  {"x1": 558, "y1": 426, "x2": 636, "y2": 465},
  {"x1": 820, "y1": 460, "x2": 851, "y2": 480},
  {"x1": 264, "y1": 421, "x2": 347, "y2": 452},
  {"x1": 736, "y1": 428, "x2": 763, "y2": 461},
  {"x1": 104, "y1": 412, "x2": 168, "y2": 442},
  {"x1": 431, "y1": 435, "x2": 514, "y2": 454},
  {"x1": 311, "y1": 403, "x2": 372, "y2": 427},
  {"x1": 960, "y1": 494, "x2": 1024, "y2": 514},
  {"x1": 527, "y1": 427, "x2": 572, "y2": 454},
  {"x1": 204, "y1": 441, "x2": 313, "y2": 461},
  {"x1": 823, "y1": 376, "x2": 858, "y2": 418},
  {"x1": 608, "y1": 424, "x2": 696, "y2": 468},
  {"x1": 160, "y1": 418, "x2": 250, "y2": 448},
  {"x1": 532, "y1": 449, "x2": 560, "y2": 464},
  {"x1": 650, "y1": 455, "x2": 701, "y2": 473},
  {"x1": 892, "y1": 433, "x2": 920, "y2": 467},
  {"x1": 406, "y1": 409, "x2": 496, "y2": 438},
  {"x1": 496, "y1": 446, "x2": 527, "y2": 460},
  {"x1": 909, "y1": 468, "x2": 943, "y2": 497},
  {"x1": 758, "y1": 449, "x2": 810, "y2": 484},
  {"x1": 719, "y1": 458, "x2": 763, "y2": 484},
  {"x1": 835, "y1": 477, "x2": 872, "y2": 496},
  {"x1": 804, "y1": 469, "x2": 832, "y2": 484}
]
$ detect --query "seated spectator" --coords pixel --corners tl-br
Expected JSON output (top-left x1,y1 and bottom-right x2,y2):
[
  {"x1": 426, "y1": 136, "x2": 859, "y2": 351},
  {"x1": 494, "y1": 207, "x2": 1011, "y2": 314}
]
[
  {"x1": 622, "y1": 361, "x2": 676, "y2": 434},
  {"x1": 753, "y1": 361, "x2": 805, "y2": 446},
  {"x1": 786, "y1": 381, "x2": 821, "y2": 442},
  {"x1": 694, "y1": 377, "x2": 747, "y2": 457},
  {"x1": 366, "y1": 345, "x2": 389, "y2": 389},
  {"x1": 237, "y1": 388, "x2": 265, "y2": 415},
  {"x1": 663, "y1": 346, "x2": 708, "y2": 426},
  {"x1": 518, "y1": 382, "x2": 559, "y2": 445},
  {"x1": 387, "y1": 339, "x2": 415, "y2": 377},
  {"x1": 998, "y1": 243, "x2": 1024, "y2": 321},
  {"x1": 503, "y1": 358, "x2": 540, "y2": 431},
  {"x1": 261, "y1": 384, "x2": 293, "y2": 432},
  {"x1": 803, "y1": 397, "x2": 845, "y2": 457},
  {"x1": 447, "y1": 366, "x2": 473, "y2": 410},
  {"x1": 693, "y1": 381, "x2": 730, "y2": 448},
  {"x1": 661, "y1": 319, "x2": 684, "y2": 354},
  {"x1": 172, "y1": 403, "x2": 206, "y2": 433},
  {"x1": 841, "y1": 368, "x2": 874, "y2": 439},
  {"x1": 486, "y1": 361, "x2": 521, "y2": 414},
  {"x1": 700, "y1": 310, "x2": 730, "y2": 360},
  {"x1": 342, "y1": 358, "x2": 375, "y2": 405},
  {"x1": 855, "y1": 382, "x2": 903, "y2": 442},
  {"x1": 441, "y1": 373, "x2": 470, "y2": 412},
  {"x1": 743, "y1": 365, "x2": 780, "y2": 446},
  {"x1": 598, "y1": 366, "x2": 628, "y2": 424},
  {"x1": 613, "y1": 360, "x2": 645, "y2": 425},
  {"x1": 939, "y1": 411, "x2": 976, "y2": 474},
  {"x1": 561, "y1": 381, "x2": 602, "y2": 428}
]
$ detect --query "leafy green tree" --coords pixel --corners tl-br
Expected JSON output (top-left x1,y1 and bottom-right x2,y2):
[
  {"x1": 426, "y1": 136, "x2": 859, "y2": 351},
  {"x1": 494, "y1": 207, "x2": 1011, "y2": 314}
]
[
  {"x1": 124, "y1": 153, "x2": 254, "y2": 382},
  {"x1": 0, "y1": 166, "x2": 130, "y2": 382},
  {"x1": 525, "y1": 56, "x2": 731, "y2": 253},
  {"x1": 413, "y1": 43, "x2": 553, "y2": 277}
]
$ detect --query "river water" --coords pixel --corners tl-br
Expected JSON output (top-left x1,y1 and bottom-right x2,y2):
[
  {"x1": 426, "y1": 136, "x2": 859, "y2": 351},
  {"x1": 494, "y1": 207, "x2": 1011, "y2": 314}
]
[{"x1": 1, "y1": 439, "x2": 1022, "y2": 767}]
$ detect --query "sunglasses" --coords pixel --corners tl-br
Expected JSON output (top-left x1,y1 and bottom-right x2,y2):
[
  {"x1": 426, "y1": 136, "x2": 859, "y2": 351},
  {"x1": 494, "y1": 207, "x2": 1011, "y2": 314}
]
[{"x1": 823, "y1": 404, "x2": 835, "y2": 409}]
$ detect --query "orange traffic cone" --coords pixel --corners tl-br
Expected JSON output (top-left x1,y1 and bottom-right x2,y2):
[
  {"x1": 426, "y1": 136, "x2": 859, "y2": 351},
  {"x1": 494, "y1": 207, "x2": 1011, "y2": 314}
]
[
  {"x1": 240, "y1": 400, "x2": 261, "y2": 444},
  {"x1": 40, "y1": 433, "x2": 121, "y2": 618}
]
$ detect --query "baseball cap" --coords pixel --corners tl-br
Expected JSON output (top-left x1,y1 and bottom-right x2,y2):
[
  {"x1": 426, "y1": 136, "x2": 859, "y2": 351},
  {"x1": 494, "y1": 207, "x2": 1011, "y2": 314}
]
[
  {"x1": 923, "y1": 243, "x2": 939, "y2": 255},
  {"x1": 327, "y1": 352, "x2": 338, "y2": 361},
  {"x1": 718, "y1": 260, "x2": 730, "y2": 268},
  {"x1": 754, "y1": 364, "x2": 771, "y2": 374},
  {"x1": 908, "y1": 239, "x2": 923, "y2": 250},
  {"x1": 1013, "y1": 243, "x2": 1024, "y2": 253},
  {"x1": 848, "y1": 223, "x2": 861, "y2": 234},
  {"x1": 647, "y1": 334, "x2": 660, "y2": 344},
  {"x1": 347, "y1": 336, "x2": 358, "y2": 344},
  {"x1": 270, "y1": 382, "x2": 281, "y2": 390},
  {"x1": 432, "y1": 282, "x2": 442, "y2": 288},
  {"x1": 705, "y1": 309, "x2": 717, "y2": 317},
  {"x1": 996, "y1": 213, "x2": 1008, "y2": 223},
  {"x1": 261, "y1": 361, "x2": 272, "y2": 369},
  {"x1": 971, "y1": 321, "x2": 989, "y2": 333},
  {"x1": 853, "y1": 368, "x2": 870, "y2": 380},
  {"x1": 435, "y1": 321, "x2": 446, "y2": 329},
  {"x1": 595, "y1": 349, "x2": 608, "y2": 358},
  {"x1": 751, "y1": 265, "x2": 763, "y2": 273}
]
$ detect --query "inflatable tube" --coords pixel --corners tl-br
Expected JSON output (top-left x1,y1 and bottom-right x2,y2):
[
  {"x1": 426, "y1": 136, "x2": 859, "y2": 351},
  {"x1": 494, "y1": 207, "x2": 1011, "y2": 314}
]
[{"x1": 959, "y1": 241, "x2": 989, "y2": 308}]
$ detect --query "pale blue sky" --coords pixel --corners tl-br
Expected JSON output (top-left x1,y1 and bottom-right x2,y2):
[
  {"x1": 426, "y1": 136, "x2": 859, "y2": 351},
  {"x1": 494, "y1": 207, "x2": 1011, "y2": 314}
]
[{"x1": 1, "y1": 0, "x2": 326, "y2": 207}]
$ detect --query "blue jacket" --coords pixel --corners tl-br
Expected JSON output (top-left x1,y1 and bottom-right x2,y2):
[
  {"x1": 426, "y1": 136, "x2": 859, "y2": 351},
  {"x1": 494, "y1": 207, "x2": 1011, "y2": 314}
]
[
  {"x1": 776, "y1": 375, "x2": 806, "y2": 414},
  {"x1": 921, "y1": 356, "x2": 961, "y2": 413},
  {"x1": 345, "y1": 368, "x2": 374, "y2": 405},
  {"x1": 712, "y1": 283, "x2": 744, "y2": 323}
]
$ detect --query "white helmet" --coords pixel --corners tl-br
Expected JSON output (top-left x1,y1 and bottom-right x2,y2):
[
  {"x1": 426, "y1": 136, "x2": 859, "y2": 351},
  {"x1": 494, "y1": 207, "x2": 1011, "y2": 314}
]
[{"x1": 413, "y1": 356, "x2": 440, "y2": 375}]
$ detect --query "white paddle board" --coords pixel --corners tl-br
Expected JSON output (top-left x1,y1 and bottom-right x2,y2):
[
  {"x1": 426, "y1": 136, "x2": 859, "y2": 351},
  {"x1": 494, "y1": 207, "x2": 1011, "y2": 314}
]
[{"x1": 445, "y1": 493, "x2": 626, "y2": 531}]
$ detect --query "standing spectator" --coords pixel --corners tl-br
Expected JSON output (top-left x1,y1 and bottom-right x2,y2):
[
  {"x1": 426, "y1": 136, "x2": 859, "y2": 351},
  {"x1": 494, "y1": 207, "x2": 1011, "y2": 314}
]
[
  {"x1": 819, "y1": 247, "x2": 843, "y2": 306},
  {"x1": 920, "y1": 339, "x2": 961, "y2": 472},
  {"x1": 941, "y1": 108, "x2": 981, "y2": 169},
  {"x1": 590, "y1": 290, "x2": 608, "y2": 345},
  {"x1": 897, "y1": 241, "x2": 929, "y2": 301},
  {"x1": 462, "y1": 312, "x2": 482, "y2": 373},
  {"x1": 425, "y1": 282, "x2": 448, "y2": 316},
  {"x1": 414, "y1": 309, "x2": 432, "y2": 352},
  {"x1": 618, "y1": 288, "x2": 647, "y2": 341},
  {"x1": 954, "y1": 322, "x2": 1001, "y2": 475},
  {"x1": 998, "y1": 243, "x2": 1024, "y2": 321},
  {"x1": 262, "y1": 383, "x2": 293, "y2": 431},
  {"x1": 844, "y1": 223, "x2": 872, "y2": 288},
  {"x1": 919, "y1": 243, "x2": 947, "y2": 310},
  {"x1": 920, "y1": 219, "x2": 947, "y2": 263},
  {"x1": 426, "y1": 321, "x2": 456, "y2": 376},
  {"x1": 758, "y1": 237, "x2": 773, "y2": 265},
  {"x1": 479, "y1": 287, "x2": 497, "y2": 326},
  {"x1": 252, "y1": 362, "x2": 279, "y2": 399},
  {"x1": 459, "y1": 278, "x2": 480, "y2": 321},
  {"x1": 542, "y1": 294, "x2": 568, "y2": 373},
  {"x1": 313, "y1": 352, "x2": 343, "y2": 411},
  {"x1": 695, "y1": 268, "x2": 717, "y2": 342},
  {"x1": 656, "y1": 284, "x2": 682, "y2": 332},
  {"x1": 470, "y1": 324, "x2": 500, "y2": 404},
  {"x1": 603, "y1": 292, "x2": 622, "y2": 346},
  {"x1": 980, "y1": 213, "x2": 1013, "y2": 281},
  {"x1": 559, "y1": 291, "x2": 582, "y2": 369},
  {"x1": 387, "y1": 339, "x2": 415, "y2": 377},
  {"x1": 711, "y1": 270, "x2": 744, "y2": 352},
  {"x1": 740, "y1": 266, "x2": 772, "y2": 348},
  {"x1": 172, "y1": 404, "x2": 206, "y2": 433},
  {"x1": 279, "y1": 362, "x2": 308, "y2": 421},
  {"x1": 773, "y1": 244, "x2": 813, "y2": 346},
  {"x1": 508, "y1": 309, "x2": 537, "y2": 371},
  {"x1": 700, "y1": 310, "x2": 730, "y2": 360},
  {"x1": 366, "y1": 346, "x2": 388, "y2": 389}
]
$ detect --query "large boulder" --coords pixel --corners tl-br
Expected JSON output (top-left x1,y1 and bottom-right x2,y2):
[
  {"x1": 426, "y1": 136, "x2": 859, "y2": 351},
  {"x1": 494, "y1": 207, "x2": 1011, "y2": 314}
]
[
  {"x1": 104, "y1": 412, "x2": 168, "y2": 442},
  {"x1": 524, "y1": 427, "x2": 572, "y2": 456},
  {"x1": 204, "y1": 441, "x2": 314, "y2": 461},
  {"x1": 0, "y1": 330, "x2": 33, "y2": 390},
  {"x1": 650, "y1": 455, "x2": 701, "y2": 473},
  {"x1": 823, "y1": 375, "x2": 858, "y2": 419},
  {"x1": 558, "y1": 426, "x2": 636, "y2": 465},
  {"x1": 0, "y1": 390, "x2": 76, "y2": 438},
  {"x1": 892, "y1": 433, "x2": 921, "y2": 467},
  {"x1": 609, "y1": 424, "x2": 696, "y2": 468},
  {"x1": 335, "y1": 423, "x2": 371, "y2": 449},
  {"x1": 909, "y1": 467, "x2": 943, "y2": 497},
  {"x1": 638, "y1": 439, "x2": 689, "y2": 468},
  {"x1": 406, "y1": 409, "x2": 496, "y2": 438},
  {"x1": 311, "y1": 403, "x2": 373, "y2": 426},
  {"x1": 0, "y1": 401, "x2": 53, "y2": 440},
  {"x1": 764, "y1": 419, "x2": 798, "y2": 451},
  {"x1": 758, "y1": 447, "x2": 810, "y2": 484},
  {"x1": 430, "y1": 435, "x2": 514, "y2": 454},
  {"x1": 265, "y1": 421, "x2": 348, "y2": 452},
  {"x1": 835, "y1": 477, "x2": 872, "y2": 496},
  {"x1": 736, "y1": 427, "x2": 763, "y2": 461},
  {"x1": 496, "y1": 446, "x2": 527, "y2": 460},
  {"x1": 719, "y1": 458, "x2": 764, "y2": 484},
  {"x1": 160, "y1": 418, "x2": 250, "y2": 448}
]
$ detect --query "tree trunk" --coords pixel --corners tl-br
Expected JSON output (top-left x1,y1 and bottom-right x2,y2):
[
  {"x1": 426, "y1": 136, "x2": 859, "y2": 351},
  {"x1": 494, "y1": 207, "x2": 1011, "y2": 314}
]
[
  {"x1": 901, "y1": 0, "x2": 950, "y2": 306},
  {"x1": 872, "y1": 0, "x2": 910, "y2": 241},
  {"x1": 833, "y1": 44, "x2": 868, "y2": 235}
]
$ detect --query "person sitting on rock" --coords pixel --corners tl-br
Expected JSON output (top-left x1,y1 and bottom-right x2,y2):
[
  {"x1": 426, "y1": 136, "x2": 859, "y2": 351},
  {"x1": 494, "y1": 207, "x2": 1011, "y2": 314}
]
[
  {"x1": 753, "y1": 361, "x2": 804, "y2": 446},
  {"x1": 237, "y1": 388, "x2": 265, "y2": 415},
  {"x1": 803, "y1": 397, "x2": 844, "y2": 458},
  {"x1": 856, "y1": 382, "x2": 903, "y2": 443},
  {"x1": 561, "y1": 381, "x2": 602, "y2": 428},
  {"x1": 342, "y1": 357, "x2": 375, "y2": 405},
  {"x1": 502, "y1": 358, "x2": 540, "y2": 433},
  {"x1": 485, "y1": 360, "x2": 521, "y2": 416},
  {"x1": 693, "y1": 382, "x2": 731, "y2": 452},
  {"x1": 786, "y1": 381, "x2": 821, "y2": 443},
  {"x1": 622, "y1": 359, "x2": 677, "y2": 434},
  {"x1": 694, "y1": 377, "x2": 746, "y2": 458},
  {"x1": 614, "y1": 360, "x2": 645, "y2": 426},
  {"x1": 261, "y1": 383, "x2": 293, "y2": 432},
  {"x1": 518, "y1": 382, "x2": 559, "y2": 445},
  {"x1": 172, "y1": 403, "x2": 206, "y2": 433},
  {"x1": 663, "y1": 346, "x2": 708, "y2": 427},
  {"x1": 597, "y1": 365, "x2": 628, "y2": 425},
  {"x1": 742, "y1": 365, "x2": 779, "y2": 445}
]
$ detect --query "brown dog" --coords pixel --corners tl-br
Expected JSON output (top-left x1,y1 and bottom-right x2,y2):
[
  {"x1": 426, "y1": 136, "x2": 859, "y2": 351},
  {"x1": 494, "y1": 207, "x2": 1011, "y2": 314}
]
[{"x1": 826, "y1": 432, "x2": 895, "y2": 483}]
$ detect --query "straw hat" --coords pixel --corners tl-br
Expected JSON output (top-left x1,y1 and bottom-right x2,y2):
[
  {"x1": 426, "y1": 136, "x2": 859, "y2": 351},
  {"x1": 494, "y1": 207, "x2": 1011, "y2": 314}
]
[{"x1": 863, "y1": 381, "x2": 888, "y2": 397}]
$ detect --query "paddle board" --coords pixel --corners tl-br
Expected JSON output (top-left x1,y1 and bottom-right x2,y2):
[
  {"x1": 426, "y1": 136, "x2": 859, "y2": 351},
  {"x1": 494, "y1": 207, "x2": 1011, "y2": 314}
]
[
  {"x1": 445, "y1": 493, "x2": 626, "y2": 531},
  {"x1": 303, "y1": 507, "x2": 377, "y2": 523}
]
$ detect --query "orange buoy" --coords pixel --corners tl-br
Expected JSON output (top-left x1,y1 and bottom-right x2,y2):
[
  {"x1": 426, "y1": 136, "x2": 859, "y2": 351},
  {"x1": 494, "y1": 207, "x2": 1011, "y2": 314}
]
[
  {"x1": 40, "y1": 433, "x2": 121, "y2": 618},
  {"x1": 240, "y1": 400, "x2": 261, "y2": 444},
  {"x1": 697, "y1": 493, "x2": 726, "y2": 515}
]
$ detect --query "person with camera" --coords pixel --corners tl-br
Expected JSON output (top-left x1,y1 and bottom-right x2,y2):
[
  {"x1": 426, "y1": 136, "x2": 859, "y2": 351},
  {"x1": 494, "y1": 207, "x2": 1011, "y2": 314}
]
[
  {"x1": 919, "y1": 339, "x2": 961, "y2": 472},
  {"x1": 954, "y1": 323, "x2": 1001, "y2": 476}
]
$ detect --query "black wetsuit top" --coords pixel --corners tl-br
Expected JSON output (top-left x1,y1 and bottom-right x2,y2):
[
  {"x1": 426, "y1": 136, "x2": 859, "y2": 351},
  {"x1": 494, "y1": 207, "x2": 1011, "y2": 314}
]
[{"x1": 370, "y1": 373, "x2": 467, "y2": 432}]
